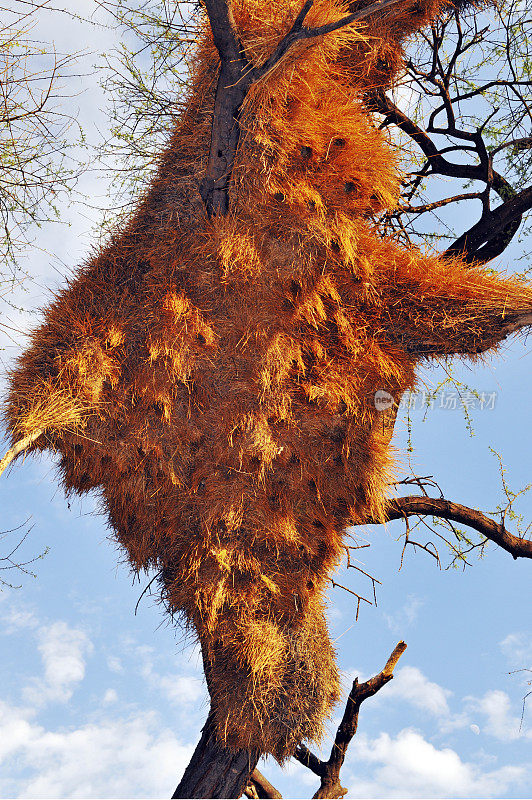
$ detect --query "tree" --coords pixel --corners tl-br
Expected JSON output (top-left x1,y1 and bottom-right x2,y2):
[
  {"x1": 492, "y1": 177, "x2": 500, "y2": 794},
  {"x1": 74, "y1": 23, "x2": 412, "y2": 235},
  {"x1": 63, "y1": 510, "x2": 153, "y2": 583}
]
[
  {"x1": 97, "y1": 0, "x2": 532, "y2": 261},
  {"x1": 375, "y1": 0, "x2": 532, "y2": 263},
  {"x1": 1, "y1": 1, "x2": 532, "y2": 798},
  {"x1": 0, "y1": 0, "x2": 80, "y2": 290},
  {"x1": 0, "y1": 0, "x2": 84, "y2": 590}
]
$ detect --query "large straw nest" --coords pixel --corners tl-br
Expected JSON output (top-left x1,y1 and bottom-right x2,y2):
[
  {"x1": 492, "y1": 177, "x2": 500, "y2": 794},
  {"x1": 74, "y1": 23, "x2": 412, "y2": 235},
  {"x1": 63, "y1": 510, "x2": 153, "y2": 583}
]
[{"x1": 4, "y1": 0, "x2": 531, "y2": 758}]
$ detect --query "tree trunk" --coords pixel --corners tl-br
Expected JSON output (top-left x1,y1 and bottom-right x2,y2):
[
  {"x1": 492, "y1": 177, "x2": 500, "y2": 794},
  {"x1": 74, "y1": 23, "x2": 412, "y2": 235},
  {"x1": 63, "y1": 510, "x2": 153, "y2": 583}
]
[{"x1": 172, "y1": 711, "x2": 260, "y2": 799}]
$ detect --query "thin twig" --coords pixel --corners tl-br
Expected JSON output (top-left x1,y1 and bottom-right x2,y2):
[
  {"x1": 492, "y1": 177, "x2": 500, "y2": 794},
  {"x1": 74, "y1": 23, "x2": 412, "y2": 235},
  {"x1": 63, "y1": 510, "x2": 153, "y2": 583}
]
[{"x1": 134, "y1": 571, "x2": 161, "y2": 615}]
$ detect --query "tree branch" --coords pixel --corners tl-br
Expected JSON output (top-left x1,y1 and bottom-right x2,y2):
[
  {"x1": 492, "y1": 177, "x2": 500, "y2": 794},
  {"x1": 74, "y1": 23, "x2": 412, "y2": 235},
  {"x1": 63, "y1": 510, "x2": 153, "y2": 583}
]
[
  {"x1": 249, "y1": 0, "x2": 314, "y2": 80},
  {"x1": 369, "y1": 90, "x2": 482, "y2": 181},
  {"x1": 200, "y1": 0, "x2": 417, "y2": 216},
  {"x1": 400, "y1": 190, "x2": 483, "y2": 214},
  {"x1": 202, "y1": 0, "x2": 242, "y2": 63},
  {"x1": 293, "y1": 743, "x2": 326, "y2": 778},
  {"x1": 375, "y1": 496, "x2": 532, "y2": 560},
  {"x1": 252, "y1": 0, "x2": 409, "y2": 81},
  {"x1": 463, "y1": 170, "x2": 525, "y2": 265},
  {"x1": 444, "y1": 185, "x2": 532, "y2": 262},
  {"x1": 245, "y1": 769, "x2": 283, "y2": 799},
  {"x1": 294, "y1": 642, "x2": 407, "y2": 799},
  {"x1": 371, "y1": 90, "x2": 531, "y2": 263}
]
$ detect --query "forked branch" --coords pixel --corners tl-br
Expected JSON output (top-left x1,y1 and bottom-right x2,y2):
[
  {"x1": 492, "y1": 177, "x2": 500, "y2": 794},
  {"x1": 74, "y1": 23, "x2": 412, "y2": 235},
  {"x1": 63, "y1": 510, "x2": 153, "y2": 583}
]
[
  {"x1": 371, "y1": 89, "x2": 532, "y2": 264},
  {"x1": 294, "y1": 641, "x2": 407, "y2": 799},
  {"x1": 200, "y1": 0, "x2": 411, "y2": 215}
]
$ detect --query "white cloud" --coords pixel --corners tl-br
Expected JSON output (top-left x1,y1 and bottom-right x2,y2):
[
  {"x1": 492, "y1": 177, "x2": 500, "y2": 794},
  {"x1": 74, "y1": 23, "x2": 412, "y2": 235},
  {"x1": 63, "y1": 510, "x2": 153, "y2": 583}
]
[
  {"x1": 0, "y1": 701, "x2": 38, "y2": 763},
  {"x1": 102, "y1": 688, "x2": 117, "y2": 705},
  {"x1": 346, "y1": 657, "x2": 531, "y2": 745},
  {"x1": 343, "y1": 661, "x2": 530, "y2": 744},
  {"x1": 382, "y1": 666, "x2": 451, "y2": 718},
  {"x1": 106, "y1": 655, "x2": 124, "y2": 674},
  {"x1": 1, "y1": 606, "x2": 39, "y2": 634},
  {"x1": 500, "y1": 632, "x2": 532, "y2": 666},
  {"x1": 138, "y1": 646, "x2": 205, "y2": 707},
  {"x1": 347, "y1": 728, "x2": 528, "y2": 799},
  {"x1": 23, "y1": 621, "x2": 93, "y2": 706},
  {"x1": 384, "y1": 594, "x2": 424, "y2": 633},
  {"x1": 1, "y1": 601, "x2": 530, "y2": 799},
  {"x1": 0, "y1": 700, "x2": 193, "y2": 799},
  {"x1": 0, "y1": 601, "x2": 200, "y2": 798},
  {"x1": 155, "y1": 674, "x2": 205, "y2": 706},
  {"x1": 467, "y1": 689, "x2": 530, "y2": 741},
  {"x1": 342, "y1": 663, "x2": 475, "y2": 738}
]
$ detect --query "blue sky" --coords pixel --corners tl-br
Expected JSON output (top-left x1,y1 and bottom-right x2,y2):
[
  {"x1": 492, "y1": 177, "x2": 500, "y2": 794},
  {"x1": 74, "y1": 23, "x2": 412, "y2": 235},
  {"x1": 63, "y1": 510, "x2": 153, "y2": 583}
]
[{"x1": 0, "y1": 3, "x2": 531, "y2": 798}]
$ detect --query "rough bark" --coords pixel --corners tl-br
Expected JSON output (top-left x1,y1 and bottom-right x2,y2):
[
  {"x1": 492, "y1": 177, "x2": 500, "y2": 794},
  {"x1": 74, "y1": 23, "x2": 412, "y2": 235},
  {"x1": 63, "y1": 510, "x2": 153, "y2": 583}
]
[{"x1": 172, "y1": 711, "x2": 260, "y2": 799}]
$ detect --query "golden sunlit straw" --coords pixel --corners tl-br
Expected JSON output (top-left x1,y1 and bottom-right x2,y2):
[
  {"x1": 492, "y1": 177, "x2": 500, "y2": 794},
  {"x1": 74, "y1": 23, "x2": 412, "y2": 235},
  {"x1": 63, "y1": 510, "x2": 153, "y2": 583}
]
[{"x1": 0, "y1": 429, "x2": 43, "y2": 479}]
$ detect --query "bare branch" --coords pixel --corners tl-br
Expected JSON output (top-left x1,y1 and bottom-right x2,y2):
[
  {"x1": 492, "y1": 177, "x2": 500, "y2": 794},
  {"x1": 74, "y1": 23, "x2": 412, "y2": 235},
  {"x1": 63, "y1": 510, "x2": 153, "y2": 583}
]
[
  {"x1": 293, "y1": 744, "x2": 326, "y2": 778},
  {"x1": 489, "y1": 136, "x2": 532, "y2": 158},
  {"x1": 294, "y1": 642, "x2": 407, "y2": 799},
  {"x1": 400, "y1": 191, "x2": 483, "y2": 214},
  {"x1": 252, "y1": 0, "x2": 409, "y2": 81},
  {"x1": 246, "y1": 769, "x2": 283, "y2": 799},
  {"x1": 445, "y1": 185, "x2": 532, "y2": 261},
  {"x1": 372, "y1": 496, "x2": 532, "y2": 560},
  {"x1": 370, "y1": 90, "x2": 481, "y2": 181},
  {"x1": 329, "y1": 578, "x2": 372, "y2": 621}
]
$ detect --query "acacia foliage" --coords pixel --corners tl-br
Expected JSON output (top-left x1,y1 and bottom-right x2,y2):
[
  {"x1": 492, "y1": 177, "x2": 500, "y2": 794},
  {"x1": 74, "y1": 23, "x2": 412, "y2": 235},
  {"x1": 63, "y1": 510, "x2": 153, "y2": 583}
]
[{"x1": 0, "y1": 1, "x2": 79, "y2": 279}]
